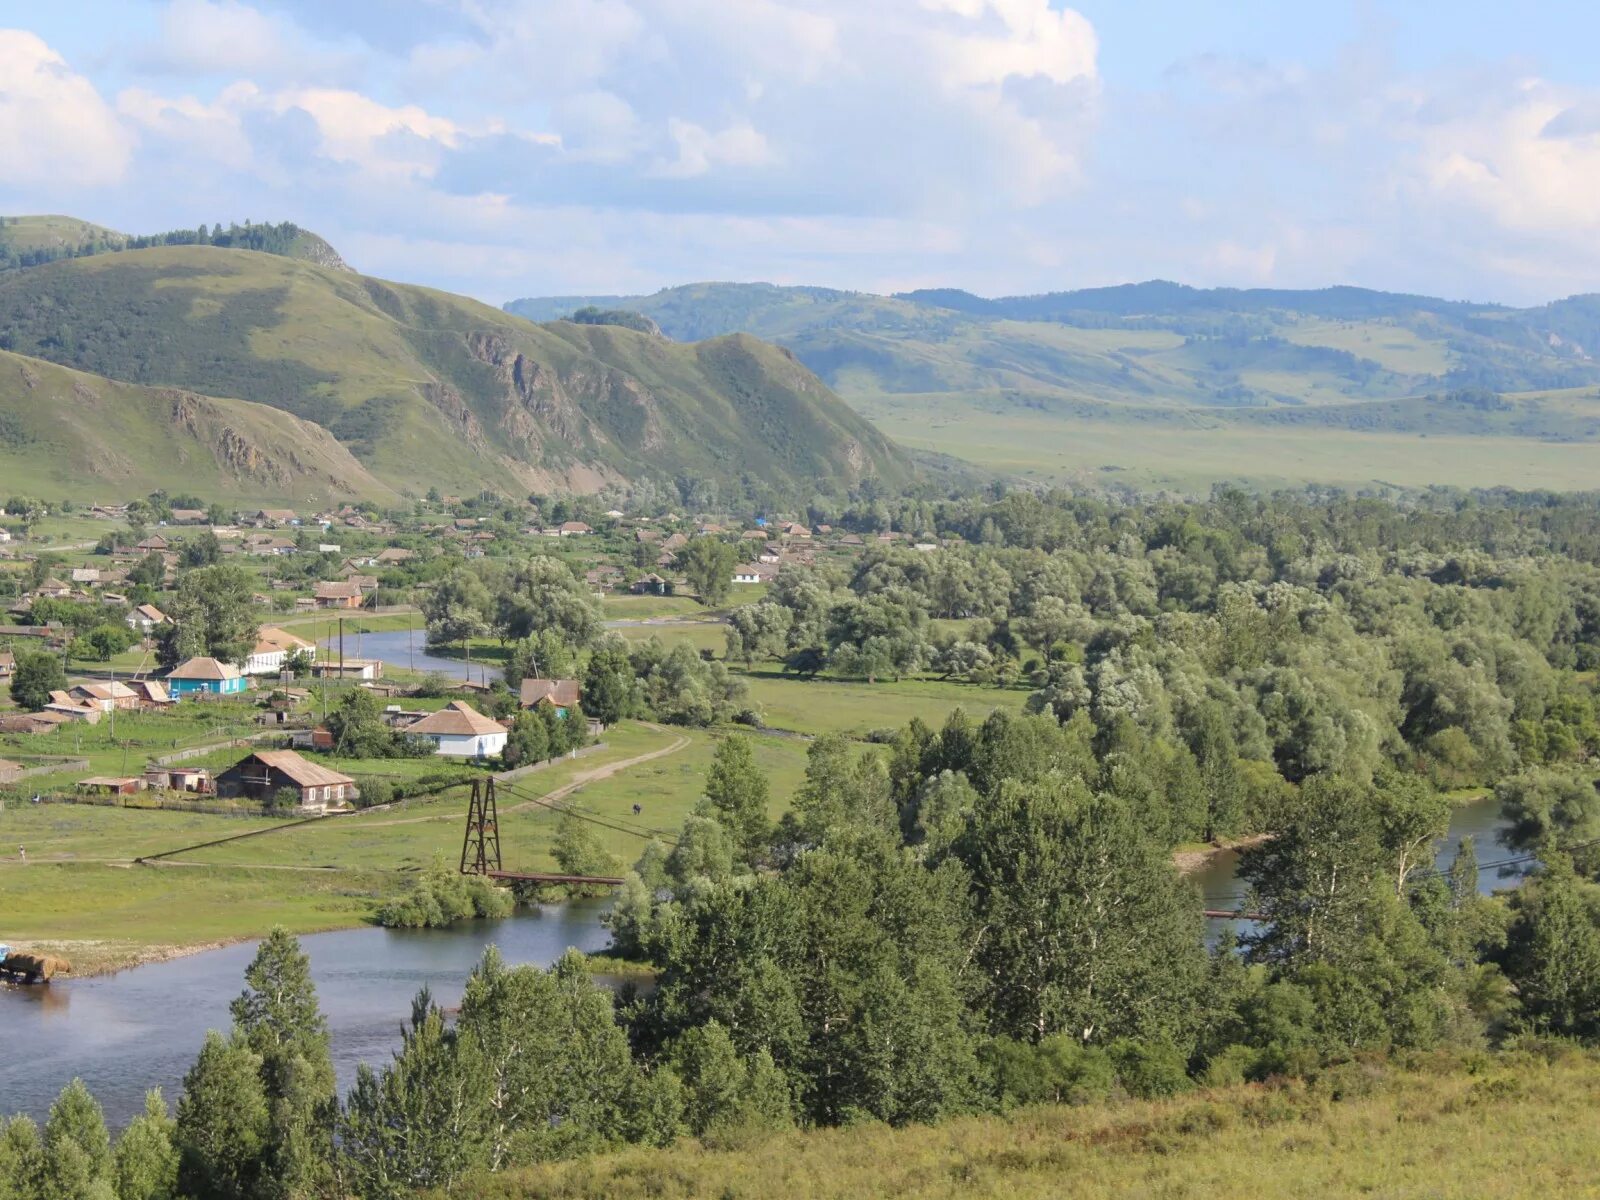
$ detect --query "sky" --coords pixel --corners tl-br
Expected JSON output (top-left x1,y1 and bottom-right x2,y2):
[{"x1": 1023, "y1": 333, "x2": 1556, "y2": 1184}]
[{"x1": 4, "y1": 1, "x2": 1600, "y2": 306}]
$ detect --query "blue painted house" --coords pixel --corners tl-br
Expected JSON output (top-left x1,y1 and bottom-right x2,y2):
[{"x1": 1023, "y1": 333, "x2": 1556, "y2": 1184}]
[{"x1": 167, "y1": 656, "x2": 247, "y2": 697}]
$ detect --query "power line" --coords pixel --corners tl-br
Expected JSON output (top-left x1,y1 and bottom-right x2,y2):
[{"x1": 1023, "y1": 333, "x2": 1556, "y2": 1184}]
[{"x1": 498, "y1": 779, "x2": 679, "y2": 846}]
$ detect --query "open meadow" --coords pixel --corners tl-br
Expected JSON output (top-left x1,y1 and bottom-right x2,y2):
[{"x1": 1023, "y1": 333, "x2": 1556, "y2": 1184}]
[{"x1": 454, "y1": 1050, "x2": 1600, "y2": 1200}]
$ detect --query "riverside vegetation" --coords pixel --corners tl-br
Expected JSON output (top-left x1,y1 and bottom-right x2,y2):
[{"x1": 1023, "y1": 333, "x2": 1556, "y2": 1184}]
[{"x1": 10, "y1": 486, "x2": 1600, "y2": 1194}]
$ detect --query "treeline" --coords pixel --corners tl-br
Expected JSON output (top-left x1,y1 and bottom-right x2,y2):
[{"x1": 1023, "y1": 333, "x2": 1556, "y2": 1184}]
[
  {"x1": 729, "y1": 490, "x2": 1600, "y2": 822},
  {"x1": 0, "y1": 220, "x2": 312, "y2": 272}
]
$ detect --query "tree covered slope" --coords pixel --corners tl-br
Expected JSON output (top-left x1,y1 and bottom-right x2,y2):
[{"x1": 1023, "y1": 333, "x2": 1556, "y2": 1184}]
[{"x1": 0, "y1": 242, "x2": 914, "y2": 499}]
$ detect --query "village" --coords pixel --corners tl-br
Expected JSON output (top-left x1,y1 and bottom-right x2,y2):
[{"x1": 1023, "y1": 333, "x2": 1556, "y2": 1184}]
[{"x1": 0, "y1": 491, "x2": 938, "y2": 813}]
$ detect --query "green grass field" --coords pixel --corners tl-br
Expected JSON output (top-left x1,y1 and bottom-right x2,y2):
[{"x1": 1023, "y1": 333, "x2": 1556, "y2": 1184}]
[
  {"x1": 857, "y1": 393, "x2": 1600, "y2": 491},
  {"x1": 739, "y1": 670, "x2": 1024, "y2": 736},
  {"x1": 453, "y1": 1050, "x2": 1600, "y2": 1200}
]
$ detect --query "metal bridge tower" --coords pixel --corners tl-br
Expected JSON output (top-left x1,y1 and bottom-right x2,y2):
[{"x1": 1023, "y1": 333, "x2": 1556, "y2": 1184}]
[{"x1": 460, "y1": 778, "x2": 501, "y2": 875}]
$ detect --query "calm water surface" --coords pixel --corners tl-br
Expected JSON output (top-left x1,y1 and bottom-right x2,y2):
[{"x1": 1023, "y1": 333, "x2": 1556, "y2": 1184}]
[
  {"x1": 318, "y1": 628, "x2": 502, "y2": 683},
  {"x1": 1190, "y1": 793, "x2": 1517, "y2": 947},
  {"x1": 0, "y1": 901, "x2": 610, "y2": 1128}
]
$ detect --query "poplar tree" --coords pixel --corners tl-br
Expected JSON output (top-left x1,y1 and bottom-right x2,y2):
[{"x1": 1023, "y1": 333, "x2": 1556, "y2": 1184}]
[
  {"x1": 701, "y1": 735, "x2": 770, "y2": 859},
  {"x1": 112, "y1": 1091, "x2": 178, "y2": 1200}
]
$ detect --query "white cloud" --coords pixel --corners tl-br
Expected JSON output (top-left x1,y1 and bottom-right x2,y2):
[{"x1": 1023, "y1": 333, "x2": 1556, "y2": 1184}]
[
  {"x1": 1411, "y1": 80, "x2": 1600, "y2": 235},
  {"x1": 0, "y1": 30, "x2": 130, "y2": 188},
  {"x1": 657, "y1": 119, "x2": 774, "y2": 178}
]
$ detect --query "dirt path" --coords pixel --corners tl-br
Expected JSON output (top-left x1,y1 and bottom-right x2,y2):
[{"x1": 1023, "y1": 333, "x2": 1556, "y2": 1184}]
[{"x1": 323, "y1": 728, "x2": 691, "y2": 829}]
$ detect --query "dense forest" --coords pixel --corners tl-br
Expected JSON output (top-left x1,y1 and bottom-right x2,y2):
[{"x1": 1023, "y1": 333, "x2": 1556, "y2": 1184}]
[{"x1": 7, "y1": 486, "x2": 1600, "y2": 1199}]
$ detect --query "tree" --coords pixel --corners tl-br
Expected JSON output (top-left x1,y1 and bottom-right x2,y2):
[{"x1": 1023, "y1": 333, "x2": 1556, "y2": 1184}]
[
  {"x1": 230, "y1": 928, "x2": 336, "y2": 1200},
  {"x1": 326, "y1": 688, "x2": 398, "y2": 758},
  {"x1": 9, "y1": 649, "x2": 66, "y2": 710},
  {"x1": 680, "y1": 537, "x2": 738, "y2": 606},
  {"x1": 1239, "y1": 775, "x2": 1390, "y2": 968},
  {"x1": 669, "y1": 1021, "x2": 792, "y2": 1137},
  {"x1": 501, "y1": 709, "x2": 550, "y2": 769},
  {"x1": 112, "y1": 1092, "x2": 178, "y2": 1200},
  {"x1": 74, "y1": 624, "x2": 135, "y2": 663},
  {"x1": 174, "y1": 1033, "x2": 269, "y2": 1200},
  {"x1": 553, "y1": 809, "x2": 618, "y2": 878},
  {"x1": 961, "y1": 782, "x2": 1207, "y2": 1046},
  {"x1": 180, "y1": 531, "x2": 222, "y2": 568},
  {"x1": 41, "y1": 1079, "x2": 113, "y2": 1200},
  {"x1": 701, "y1": 736, "x2": 770, "y2": 860},
  {"x1": 157, "y1": 565, "x2": 257, "y2": 669},
  {"x1": 421, "y1": 570, "x2": 491, "y2": 649},
  {"x1": 339, "y1": 991, "x2": 479, "y2": 1200},
  {"x1": 128, "y1": 551, "x2": 166, "y2": 589},
  {"x1": 1500, "y1": 857, "x2": 1600, "y2": 1039},
  {"x1": 582, "y1": 638, "x2": 637, "y2": 725},
  {"x1": 0, "y1": 1116, "x2": 44, "y2": 1200},
  {"x1": 498, "y1": 558, "x2": 603, "y2": 644},
  {"x1": 454, "y1": 949, "x2": 640, "y2": 1168}
]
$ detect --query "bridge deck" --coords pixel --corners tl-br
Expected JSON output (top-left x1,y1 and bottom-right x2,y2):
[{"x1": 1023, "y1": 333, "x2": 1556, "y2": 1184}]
[{"x1": 486, "y1": 870, "x2": 626, "y2": 886}]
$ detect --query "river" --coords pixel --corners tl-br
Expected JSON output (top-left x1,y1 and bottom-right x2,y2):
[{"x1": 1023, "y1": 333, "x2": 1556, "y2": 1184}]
[
  {"x1": 1191, "y1": 793, "x2": 1518, "y2": 941},
  {"x1": 318, "y1": 628, "x2": 502, "y2": 684},
  {"x1": 0, "y1": 901, "x2": 611, "y2": 1129}
]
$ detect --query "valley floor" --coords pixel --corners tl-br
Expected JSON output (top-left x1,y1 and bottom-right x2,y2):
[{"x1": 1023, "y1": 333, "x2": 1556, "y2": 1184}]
[{"x1": 446, "y1": 1051, "x2": 1600, "y2": 1200}]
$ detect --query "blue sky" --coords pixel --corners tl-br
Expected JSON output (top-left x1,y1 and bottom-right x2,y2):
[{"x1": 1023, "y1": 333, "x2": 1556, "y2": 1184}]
[{"x1": 4, "y1": 1, "x2": 1600, "y2": 305}]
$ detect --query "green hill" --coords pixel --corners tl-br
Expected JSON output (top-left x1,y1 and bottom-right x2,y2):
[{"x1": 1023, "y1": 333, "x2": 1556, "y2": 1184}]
[
  {"x1": 0, "y1": 244, "x2": 913, "y2": 500},
  {"x1": 507, "y1": 281, "x2": 1600, "y2": 488},
  {"x1": 0, "y1": 347, "x2": 390, "y2": 503}
]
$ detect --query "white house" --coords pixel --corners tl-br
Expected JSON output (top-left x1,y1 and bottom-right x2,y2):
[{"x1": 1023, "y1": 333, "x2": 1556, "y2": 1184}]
[
  {"x1": 246, "y1": 626, "x2": 318, "y2": 676},
  {"x1": 126, "y1": 603, "x2": 169, "y2": 633},
  {"x1": 405, "y1": 701, "x2": 508, "y2": 759}
]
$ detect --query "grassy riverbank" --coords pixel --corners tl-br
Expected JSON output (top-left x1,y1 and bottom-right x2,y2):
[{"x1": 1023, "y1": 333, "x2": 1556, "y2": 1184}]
[{"x1": 448, "y1": 1048, "x2": 1600, "y2": 1199}]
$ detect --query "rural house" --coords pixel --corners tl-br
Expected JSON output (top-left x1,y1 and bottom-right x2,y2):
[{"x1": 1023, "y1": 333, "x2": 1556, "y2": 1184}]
[
  {"x1": 519, "y1": 678, "x2": 581, "y2": 716},
  {"x1": 313, "y1": 581, "x2": 364, "y2": 609},
  {"x1": 166, "y1": 657, "x2": 247, "y2": 696},
  {"x1": 405, "y1": 701, "x2": 508, "y2": 759},
  {"x1": 67, "y1": 681, "x2": 141, "y2": 712},
  {"x1": 216, "y1": 749, "x2": 355, "y2": 811},
  {"x1": 246, "y1": 627, "x2": 317, "y2": 676},
  {"x1": 126, "y1": 603, "x2": 169, "y2": 633}
]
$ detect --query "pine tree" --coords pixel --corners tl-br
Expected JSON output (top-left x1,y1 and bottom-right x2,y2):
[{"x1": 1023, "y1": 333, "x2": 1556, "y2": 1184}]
[
  {"x1": 230, "y1": 928, "x2": 336, "y2": 1200},
  {"x1": 339, "y1": 990, "x2": 481, "y2": 1199},
  {"x1": 1502, "y1": 856, "x2": 1600, "y2": 1038}
]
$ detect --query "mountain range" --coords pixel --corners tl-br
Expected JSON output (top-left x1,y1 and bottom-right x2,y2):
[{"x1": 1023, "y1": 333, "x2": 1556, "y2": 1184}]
[
  {"x1": 0, "y1": 219, "x2": 912, "y2": 504},
  {"x1": 506, "y1": 281, "x2": 1600, "y2": 490}
]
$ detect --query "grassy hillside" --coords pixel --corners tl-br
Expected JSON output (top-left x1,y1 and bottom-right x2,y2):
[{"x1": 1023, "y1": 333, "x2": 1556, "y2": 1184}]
[
  {"x1": 0, "y1": 214, "x2": 126, "y2": 258},
  {"x1": 448, "y1": 1050, "x2": 1600, "y2": 1199},
  {"x1": 0, "y1": 347, "x2": 392, "y2": 503},
  {"x1": 0, "y1": 246, "x2": 913, "y2": 499},
  {"x1": 508, "y1": 282, "x2": 1600, "y2": 489}
]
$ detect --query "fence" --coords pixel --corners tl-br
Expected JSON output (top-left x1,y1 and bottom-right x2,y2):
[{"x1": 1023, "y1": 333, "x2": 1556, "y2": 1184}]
[
  {"x1": 4, "y1": 791, "x2": 288, "y2": 818},
  {"x1": 151, "y1": 730, "x2": 284, "y2": 766},
  {"x1": 7, "y1": 756, "x2": 91, "y2": 781}
]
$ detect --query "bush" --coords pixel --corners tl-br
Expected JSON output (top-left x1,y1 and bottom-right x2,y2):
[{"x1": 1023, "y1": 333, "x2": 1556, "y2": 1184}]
[{"x1": 375, "y1": 859, "x2": 516, "y2": 928}]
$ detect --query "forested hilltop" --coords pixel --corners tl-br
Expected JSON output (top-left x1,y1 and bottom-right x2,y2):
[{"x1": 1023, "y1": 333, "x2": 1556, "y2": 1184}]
[{"x1": 8, "y1": 485, "x2": 1600, "y2": 1198}]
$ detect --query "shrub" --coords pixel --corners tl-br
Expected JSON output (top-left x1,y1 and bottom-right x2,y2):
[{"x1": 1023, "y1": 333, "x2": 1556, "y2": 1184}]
[{"x1": 375, "y1": 859, "x2": 516, "y2": 928}]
